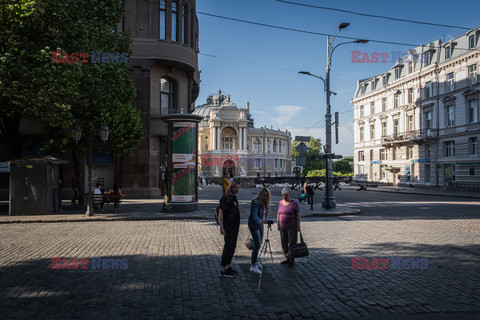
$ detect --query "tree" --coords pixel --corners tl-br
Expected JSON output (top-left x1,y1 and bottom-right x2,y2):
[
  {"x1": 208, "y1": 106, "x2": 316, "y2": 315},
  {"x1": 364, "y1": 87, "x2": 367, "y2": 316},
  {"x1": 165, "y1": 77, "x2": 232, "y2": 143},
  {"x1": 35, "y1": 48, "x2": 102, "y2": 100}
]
[
  {"x1": 291, "y1": 136, "x2": 325, "y2": 175},
  {"x1": 332, "y1": 156, "x2": 353, "y2": 174},
  {"x1": 0, "y1": 0, "x2": 143, "y2": 160}
]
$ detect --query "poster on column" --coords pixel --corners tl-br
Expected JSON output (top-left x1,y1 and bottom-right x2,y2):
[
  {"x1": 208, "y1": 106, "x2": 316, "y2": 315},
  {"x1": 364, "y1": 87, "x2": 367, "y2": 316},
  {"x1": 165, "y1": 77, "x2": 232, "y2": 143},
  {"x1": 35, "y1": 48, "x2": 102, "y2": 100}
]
[{"x1": 171, "y1": 122, "x2": 196, "y2": 202}]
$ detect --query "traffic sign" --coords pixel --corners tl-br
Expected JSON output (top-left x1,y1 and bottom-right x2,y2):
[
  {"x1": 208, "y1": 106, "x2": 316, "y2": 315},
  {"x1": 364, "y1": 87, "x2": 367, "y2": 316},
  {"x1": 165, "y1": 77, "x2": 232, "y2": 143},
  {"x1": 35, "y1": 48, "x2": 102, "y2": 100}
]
[
  {"x1": 296, "y1": 155, "x2": 306, "y2": 167},
  {"x1": 295, "y1": 136, "x2": 310, "y2": 142},
  {"x1": 295, "y1": 142, "x2": 308, "y2": 155}
]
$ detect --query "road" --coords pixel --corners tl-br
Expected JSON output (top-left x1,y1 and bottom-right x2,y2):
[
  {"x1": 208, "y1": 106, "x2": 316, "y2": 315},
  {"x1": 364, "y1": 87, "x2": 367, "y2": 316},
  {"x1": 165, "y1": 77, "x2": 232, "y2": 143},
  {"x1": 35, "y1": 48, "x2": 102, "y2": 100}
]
[{"x1": 0, "y1": 187, "x2": 479, "y2": 319}]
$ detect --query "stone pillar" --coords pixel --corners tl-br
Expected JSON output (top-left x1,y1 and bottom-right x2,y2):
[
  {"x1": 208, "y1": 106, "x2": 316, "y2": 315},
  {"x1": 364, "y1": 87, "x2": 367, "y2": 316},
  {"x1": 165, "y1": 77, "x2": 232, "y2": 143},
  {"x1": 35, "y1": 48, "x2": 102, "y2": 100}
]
[
  {"x1": 243, "y1": 127, "x2": 247, "y2": 150},
  {"x1": 217, "y1": 127, "x2": 221, "y2": 150},
  {"x1": 213, "y1": 127, "x2": 217, "y2": 150},
  {"x1": 239, "y1": 128, "x2": 242, "y2": 150}
]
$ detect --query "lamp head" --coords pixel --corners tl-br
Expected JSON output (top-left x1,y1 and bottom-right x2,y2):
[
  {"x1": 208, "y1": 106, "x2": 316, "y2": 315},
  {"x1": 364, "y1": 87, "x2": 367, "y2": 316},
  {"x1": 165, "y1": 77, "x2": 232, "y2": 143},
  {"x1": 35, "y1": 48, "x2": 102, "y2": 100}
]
[
  {"x1": 338, "y1": 23, "x2": 350, "y2": 30},
  {"x1": 354, "y1": 39, "x2": 369, "y2": 44},
  {"x1": 298, "y1": 71, "x2": 311, "y2": 76}
]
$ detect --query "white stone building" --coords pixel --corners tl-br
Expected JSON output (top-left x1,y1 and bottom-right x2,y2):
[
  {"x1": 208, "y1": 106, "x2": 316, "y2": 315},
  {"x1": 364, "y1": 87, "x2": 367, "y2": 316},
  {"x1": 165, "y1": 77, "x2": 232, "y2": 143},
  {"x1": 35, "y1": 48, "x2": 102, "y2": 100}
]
[
  {"x1": 351, "y1": 28, "x2": 480, "y2": 188},
  {"x1": 193, "y1": 90, "x2": 292, "y2": 178}
]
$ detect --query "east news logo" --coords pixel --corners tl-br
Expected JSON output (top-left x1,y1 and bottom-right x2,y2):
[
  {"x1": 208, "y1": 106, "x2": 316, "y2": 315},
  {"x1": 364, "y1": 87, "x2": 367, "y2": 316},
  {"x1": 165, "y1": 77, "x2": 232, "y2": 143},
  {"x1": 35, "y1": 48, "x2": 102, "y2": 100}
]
[
  {"x1": 351, "y1": 257, "x2": 428, "y2": 270},
  {"x1": 51, "y1": 257, "x2": 128, "y2": 270}
]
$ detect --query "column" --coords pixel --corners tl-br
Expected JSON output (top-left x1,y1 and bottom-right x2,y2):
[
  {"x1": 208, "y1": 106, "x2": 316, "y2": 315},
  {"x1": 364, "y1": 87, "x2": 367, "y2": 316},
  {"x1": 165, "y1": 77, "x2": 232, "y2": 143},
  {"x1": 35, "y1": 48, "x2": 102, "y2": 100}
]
[
  {"x1": 213, "y1": 127, "x2": 217, "y2": 150},
  {"x1": 217, "y1": 127, "x2": 221, "y2": 150},
  {"x1": 243, "y1": 127, "x2": 247, "y2": 150},
  {"x1": 239, "y1": 128, "x2": 242, "y2": 150}
]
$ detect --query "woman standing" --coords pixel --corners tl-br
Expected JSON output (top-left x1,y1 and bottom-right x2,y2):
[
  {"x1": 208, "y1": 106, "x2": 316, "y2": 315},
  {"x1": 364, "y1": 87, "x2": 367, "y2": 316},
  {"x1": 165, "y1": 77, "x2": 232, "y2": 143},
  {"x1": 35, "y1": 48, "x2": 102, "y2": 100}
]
[
  {"x1": 277, "y1": 188, "x2": 300, "y2": 267},
  {"x1": 218, "y1": 180, "x2": 241, "y2": 278},
  {"x1": 248, "y1": 188, "x2": 271, "y2": 275}
]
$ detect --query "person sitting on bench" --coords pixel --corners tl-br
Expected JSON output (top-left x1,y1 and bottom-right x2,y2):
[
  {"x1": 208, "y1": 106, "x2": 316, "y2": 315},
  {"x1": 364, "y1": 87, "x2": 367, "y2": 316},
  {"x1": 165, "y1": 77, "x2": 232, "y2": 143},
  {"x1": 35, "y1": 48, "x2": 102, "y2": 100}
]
[{"x1": 106, "y1": 183, "x2": 125, "y2": 211}]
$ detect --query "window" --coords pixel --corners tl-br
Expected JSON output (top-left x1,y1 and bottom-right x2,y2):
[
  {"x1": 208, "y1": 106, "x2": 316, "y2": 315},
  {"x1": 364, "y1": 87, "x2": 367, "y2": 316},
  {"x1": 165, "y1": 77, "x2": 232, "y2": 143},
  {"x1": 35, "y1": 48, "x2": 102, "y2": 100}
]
[
  {"x1": 408, "y1": 88, "x2": 413, "y2": 103},
  {"x1": 469, "y1": 64, "x2": 477, "y2": 85},
  {"x1": 407, "y1": 146, "x2": 414, "y2": 159},
  {"x1": 370, "y1": 149, "x2": 374, "y2": 161},
  {"x1": 446, "y1": 72, "x2": 454, "y2": 92},
  {"x1": 380, "y1": 149, "x2": 387, "y2": 161},
  {"x1": 408, "y1": 63, "x2": 413, "y2": 74},
  {"x1": 423, "y1": 52, "x2": 430, "y2": 66},
  {"x1": 274, "y1": 159, "x2": 278, "y2": 168},
  {"x1": 159, "y1": 0, "x2": 166, "y2": 40},
  {"x1": 253, "y1": 138, "x2": 259, "y2": 152},
  {"x1": 172, "y1": 1, "x2": 179, "y2": 41},
  {"x1": 445, "y1": 141, "x2": 455, "y2": 157},
  {"x1": 393, "y1": 119, "x2": 399, "y2": 137},
  {"x1": 382, "y1": 98, "x2": 387, "y2": 112},
  {"x1": 359, "y1": 105, "x2": 364, "y2": 118},
  {"x1": 445, "y1": 46, "x2": 451, "y2": 59},
  {"x1": 372, "y1": 80, "x2": 376, "y2": 90},
  {"x1": 182, "y1": 4, "x2": 188, "y2": 44},
  {"x1": 358, "y1": 151, "x2": 364, "y2": 161},
  {"x1": 392, "y1": 147, "x2": 397, "y2": 160},
  {"x1": 254, "y1": 159, "x2": 260, "y2": 168},
  {"x1": 426, "y1": 145, "x2": 431, "y2": 158},
  {"x1": 204, "y1": 143, "x2": 208, "y2": 151},
  {"x1": 381, "y1": 166, "x2": 387, "y2": 180},
  {"x1": 273, "y1": 140, "x2": 277, "y2": 152},
  {"x1": 358, "y1": 165, "x2": 364, "y2": 175},
  {"x1": 394, "y1": 94, "x2": 400, "y2": 108},
  {"x1": 408, "y1": 115, "x2": 414, "y2": 131},
  {"x1": 370, "y1": 102, "x2": 375, "y2": 115},
  {"x1": 370, "y1": 125, "x2": 375, "y2": 140},
  {"x1": 469, "y1": 100, "x2": 478, "y2": 123},
  {"x1": 425, "y1": 81, "x2": 432, "y2": 98},
  {"x1": 446, "y1": 105, "x2": 455, "y2": 127},
  {"x1": 469, "y1": 137, "x2": 478, "y2": 155},
  {"x1": 382, "y1": 122, "x2": 387, "y2": 137},
  {"x1": 395, "y1": 68, "x2": 400, "y2": 79},
  {"x1": 469, "y1": 35, "x2": 475, "y2": 49},
  {"x1": 359, "y1": 127, "x2": 364, "y2": 141},
  {"x1": 425, "y1": 111, "x2": 432, "y2": 129},
  {"x1": 361, "y1": 85, "x2": 366, "y2": 94},
  {"x1": 382, "y1": 75, "x2": 388, "y2": 86},
  {"x1": 222, "y1": 136, "x2": 233, "y2": 150},
  {"x1": 160, "y1": 77, "x2": 175, "y2": 114}
]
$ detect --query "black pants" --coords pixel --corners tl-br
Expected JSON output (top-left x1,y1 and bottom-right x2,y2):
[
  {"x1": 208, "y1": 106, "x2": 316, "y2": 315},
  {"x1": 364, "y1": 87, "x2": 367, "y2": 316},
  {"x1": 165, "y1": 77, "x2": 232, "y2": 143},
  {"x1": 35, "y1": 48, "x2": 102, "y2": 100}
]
[
  {"x1": 279, "y1": 228, "x2": 298, "y2": 261},
  {"x1": 221, "y1": 215, "x2": 240, "y2": 267}
]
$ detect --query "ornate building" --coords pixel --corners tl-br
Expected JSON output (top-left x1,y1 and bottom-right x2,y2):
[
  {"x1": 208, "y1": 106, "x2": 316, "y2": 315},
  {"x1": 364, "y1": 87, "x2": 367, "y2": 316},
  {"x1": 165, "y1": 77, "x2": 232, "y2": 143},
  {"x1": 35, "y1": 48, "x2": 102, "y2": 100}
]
[
  {"x1": 352, "y1": 27, "x2": 479, "y2": 188},
  {"x1": 194, "y1": 91, "x2": 292, "y2": 178}
]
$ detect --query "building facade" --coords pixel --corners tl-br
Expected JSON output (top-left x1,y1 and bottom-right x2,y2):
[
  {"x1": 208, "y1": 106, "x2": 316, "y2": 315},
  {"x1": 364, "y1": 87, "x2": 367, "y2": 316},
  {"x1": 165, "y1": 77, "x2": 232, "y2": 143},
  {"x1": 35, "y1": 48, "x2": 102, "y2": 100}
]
[
  {"x1": 351, "y1": 27, "x2": 480, "y2": 188},
  {"x1": 194, "y1": 91, "x2": 292, "y2": 178},
  {"x1": 114, "y1": 0, "x2": 200, "y2": 198}
]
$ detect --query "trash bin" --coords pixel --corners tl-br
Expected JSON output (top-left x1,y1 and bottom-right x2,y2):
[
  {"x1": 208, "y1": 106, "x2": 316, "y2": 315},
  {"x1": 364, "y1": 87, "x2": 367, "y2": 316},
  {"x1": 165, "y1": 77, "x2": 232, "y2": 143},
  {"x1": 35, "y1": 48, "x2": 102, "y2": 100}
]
[{"x1": 8, "y1": 156, "x2": 67, "y2": 215}]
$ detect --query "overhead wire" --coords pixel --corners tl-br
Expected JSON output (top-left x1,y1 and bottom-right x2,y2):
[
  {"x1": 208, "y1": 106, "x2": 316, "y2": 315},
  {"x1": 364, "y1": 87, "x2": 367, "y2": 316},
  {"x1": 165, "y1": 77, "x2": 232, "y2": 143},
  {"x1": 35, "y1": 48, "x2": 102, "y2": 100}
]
[{"x1": 275, "y1": 0, "x2": 472, "y2": 31}]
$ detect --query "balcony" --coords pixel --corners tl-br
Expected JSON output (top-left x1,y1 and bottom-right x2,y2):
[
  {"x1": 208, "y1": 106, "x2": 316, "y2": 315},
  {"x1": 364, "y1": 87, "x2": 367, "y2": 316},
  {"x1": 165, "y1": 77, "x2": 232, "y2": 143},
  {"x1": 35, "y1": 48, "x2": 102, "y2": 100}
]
[{"x1": 381, "y1": 129, "x2": 437, "y2": 146}]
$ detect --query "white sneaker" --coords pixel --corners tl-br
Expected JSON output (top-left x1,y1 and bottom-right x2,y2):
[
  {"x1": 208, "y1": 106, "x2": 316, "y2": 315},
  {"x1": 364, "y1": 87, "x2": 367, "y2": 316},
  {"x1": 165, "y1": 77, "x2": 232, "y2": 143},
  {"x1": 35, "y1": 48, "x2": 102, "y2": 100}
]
[
  {"x1": 255, "y1": 261, "x2": 263, "y2": 268},
  {"x1": 249, "y1": 265, "x2": 262, "y2": 275}
]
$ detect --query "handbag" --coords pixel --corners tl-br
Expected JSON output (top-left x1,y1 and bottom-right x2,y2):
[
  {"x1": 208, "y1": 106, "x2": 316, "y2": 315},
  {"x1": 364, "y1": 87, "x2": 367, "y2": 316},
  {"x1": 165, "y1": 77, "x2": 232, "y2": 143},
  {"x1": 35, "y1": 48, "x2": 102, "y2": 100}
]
[
  {"x1": 291, "y1": 231, "x2": 309, "y2": 258},
  {"x1": 245, "y1": 238, "x2": 253, "y2": 250}
]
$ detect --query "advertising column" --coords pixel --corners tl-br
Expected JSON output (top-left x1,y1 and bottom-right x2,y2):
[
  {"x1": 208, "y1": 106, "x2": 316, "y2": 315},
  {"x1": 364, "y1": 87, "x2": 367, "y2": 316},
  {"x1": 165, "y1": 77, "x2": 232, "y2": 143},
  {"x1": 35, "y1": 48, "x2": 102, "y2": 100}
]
[{"x1": 161, "y1": 114, "x2": 203, "y2": 213}]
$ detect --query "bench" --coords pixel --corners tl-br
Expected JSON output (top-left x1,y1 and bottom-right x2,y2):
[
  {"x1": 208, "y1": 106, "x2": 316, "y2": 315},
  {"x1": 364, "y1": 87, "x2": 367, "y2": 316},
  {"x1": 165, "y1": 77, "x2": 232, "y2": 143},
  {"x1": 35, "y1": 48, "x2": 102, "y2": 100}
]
[{"x1": 84, "y1": 194, "x2": 123, "y2": 211}]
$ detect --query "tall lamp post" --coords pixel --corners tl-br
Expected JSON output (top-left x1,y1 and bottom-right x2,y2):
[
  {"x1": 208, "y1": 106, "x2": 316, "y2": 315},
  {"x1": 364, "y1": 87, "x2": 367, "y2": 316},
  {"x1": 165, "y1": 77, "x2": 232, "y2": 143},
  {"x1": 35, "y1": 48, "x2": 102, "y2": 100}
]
[
  {"x1": 299, "y1": 22, "x2": 368, "y2": 209},
  {"x1": 73, "y1": 124, "x2": 110, "y2": 217}
]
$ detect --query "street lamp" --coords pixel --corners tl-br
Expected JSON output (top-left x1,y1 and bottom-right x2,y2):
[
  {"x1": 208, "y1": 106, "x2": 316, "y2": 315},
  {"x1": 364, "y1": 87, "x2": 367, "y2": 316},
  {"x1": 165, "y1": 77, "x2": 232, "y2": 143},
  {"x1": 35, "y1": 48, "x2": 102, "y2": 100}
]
[
  {"x1": 323, "y1": 144, "x2": 331, "y2": 209},
  {"x1": 299, "y1": 23, "x2": 368, "y2": 209},
  {"x1": 73, "y1": 124, "x2": 109, "y2": 217}
]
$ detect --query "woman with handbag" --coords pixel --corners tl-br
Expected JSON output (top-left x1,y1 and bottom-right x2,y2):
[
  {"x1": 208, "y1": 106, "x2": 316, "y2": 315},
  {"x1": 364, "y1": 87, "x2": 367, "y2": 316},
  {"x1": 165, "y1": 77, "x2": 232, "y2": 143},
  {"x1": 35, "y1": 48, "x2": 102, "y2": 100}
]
[
  {"x1": 218, "y1": 180, "x2": 241, "y2": 278},
  {"x1": 248, "y1": 188, "x2": 271, "y2": 275},
  {"x1": 277, "y1": 188, "x2": 300, "y2": 267}
]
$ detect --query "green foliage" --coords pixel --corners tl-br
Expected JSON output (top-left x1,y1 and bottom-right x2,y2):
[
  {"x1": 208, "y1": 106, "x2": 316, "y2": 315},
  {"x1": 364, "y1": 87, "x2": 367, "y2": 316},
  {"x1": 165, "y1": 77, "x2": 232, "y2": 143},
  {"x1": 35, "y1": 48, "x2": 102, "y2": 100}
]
[
  {"x1": 0, "y1": 0, "x2": 143, "y2": 159},
  {"x1": 291, "y1": 136, "x2": 326, "y2": 175},
  {"x1": 306, "y1": 170, "x2": 353, "y2": 177},
  {"x1": 332, "y1": 156, "x2": 354, "y2": 174}
]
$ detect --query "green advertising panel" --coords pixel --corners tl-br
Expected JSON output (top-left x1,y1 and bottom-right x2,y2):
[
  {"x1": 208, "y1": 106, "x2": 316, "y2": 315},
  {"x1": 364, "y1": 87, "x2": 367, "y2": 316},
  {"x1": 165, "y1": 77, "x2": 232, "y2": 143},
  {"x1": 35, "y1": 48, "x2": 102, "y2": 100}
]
[{"x1": 171, "y1": 122, "x2": 196, "y2": 202}]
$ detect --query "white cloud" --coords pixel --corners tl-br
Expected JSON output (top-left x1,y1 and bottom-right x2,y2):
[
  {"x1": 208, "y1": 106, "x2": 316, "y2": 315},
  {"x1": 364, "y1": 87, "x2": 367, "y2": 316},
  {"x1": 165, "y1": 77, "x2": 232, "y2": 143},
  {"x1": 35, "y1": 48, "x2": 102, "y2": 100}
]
[{"x1": 270, "y1": 105, "x2": 304, "y2": 126}]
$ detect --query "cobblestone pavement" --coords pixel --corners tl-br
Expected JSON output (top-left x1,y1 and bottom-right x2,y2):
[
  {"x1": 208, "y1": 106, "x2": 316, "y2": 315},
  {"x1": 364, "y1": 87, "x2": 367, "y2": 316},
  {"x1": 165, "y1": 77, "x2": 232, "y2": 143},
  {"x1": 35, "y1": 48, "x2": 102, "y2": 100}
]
[{"x1": 1, "y1": 210, "x2": 480, "y2": 319}]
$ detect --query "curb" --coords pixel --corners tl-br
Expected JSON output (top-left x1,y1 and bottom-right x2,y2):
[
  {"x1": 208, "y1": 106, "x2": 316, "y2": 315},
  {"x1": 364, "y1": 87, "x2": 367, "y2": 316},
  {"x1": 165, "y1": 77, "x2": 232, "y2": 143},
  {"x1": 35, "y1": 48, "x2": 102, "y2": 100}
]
[
  {"x1": 356, "y1": 188, "x2": 480, "y2": 199},
  {"x1": 303, "y1": 209, "x2": 362, "y2": 217},
  {"x1": 0, "y1": 215, "x2": 215, "y2": 224}
]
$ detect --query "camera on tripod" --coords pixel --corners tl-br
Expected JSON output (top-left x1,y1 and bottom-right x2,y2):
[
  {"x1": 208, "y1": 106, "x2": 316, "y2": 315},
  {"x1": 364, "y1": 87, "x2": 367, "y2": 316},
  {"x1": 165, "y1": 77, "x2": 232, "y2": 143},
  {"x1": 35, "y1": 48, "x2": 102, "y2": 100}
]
[{"x1": 265, "y1": 220, "x2": 274, "y2": 226}]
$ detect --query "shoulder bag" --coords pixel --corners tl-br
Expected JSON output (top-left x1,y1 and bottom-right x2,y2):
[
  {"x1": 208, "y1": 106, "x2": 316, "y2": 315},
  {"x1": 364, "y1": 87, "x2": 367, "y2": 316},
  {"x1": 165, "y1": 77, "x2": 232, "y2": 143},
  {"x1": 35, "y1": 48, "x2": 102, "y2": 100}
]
[{"x1": 291, "y1": 231, "x2": 309, "y2": 258}]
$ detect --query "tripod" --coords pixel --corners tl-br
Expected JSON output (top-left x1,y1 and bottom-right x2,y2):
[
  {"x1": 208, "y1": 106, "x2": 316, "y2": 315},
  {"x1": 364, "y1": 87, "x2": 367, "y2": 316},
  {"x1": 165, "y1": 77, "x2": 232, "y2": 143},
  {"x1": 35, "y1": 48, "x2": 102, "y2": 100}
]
[{"x1": 257, "y1": 222, "x2": 274, "y2": 292}]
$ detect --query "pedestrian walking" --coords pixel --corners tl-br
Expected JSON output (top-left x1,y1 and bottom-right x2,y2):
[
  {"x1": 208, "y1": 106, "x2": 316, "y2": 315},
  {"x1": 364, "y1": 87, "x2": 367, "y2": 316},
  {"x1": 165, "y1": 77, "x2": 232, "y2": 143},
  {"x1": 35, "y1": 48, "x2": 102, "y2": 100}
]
[
  {"x1": 221, "y1": 173, "x2": 230, "y2": 194},
  {"x1": 248, "y1": 188, "x2": 271, "y2": 275},
  {"x1": 277, "y1": 188, "x2": 300, "y2": 267},
  {"x1": 218, "y1": 179, "x2": 241, "y2": 278}
]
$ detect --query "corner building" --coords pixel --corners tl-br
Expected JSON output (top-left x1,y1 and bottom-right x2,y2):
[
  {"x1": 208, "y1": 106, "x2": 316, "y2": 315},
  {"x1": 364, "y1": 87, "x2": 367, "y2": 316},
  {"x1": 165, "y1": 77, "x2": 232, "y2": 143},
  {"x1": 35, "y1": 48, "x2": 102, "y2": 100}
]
[
  {"x1": 117, "y1": 0, "x2": 200, "y2": 198},
  {"x1": 351, "y1": 27, "x2": 480, "y2": 188},
  {"x1": 194, "y1": 91, "x2": 292, "y2": 178}
]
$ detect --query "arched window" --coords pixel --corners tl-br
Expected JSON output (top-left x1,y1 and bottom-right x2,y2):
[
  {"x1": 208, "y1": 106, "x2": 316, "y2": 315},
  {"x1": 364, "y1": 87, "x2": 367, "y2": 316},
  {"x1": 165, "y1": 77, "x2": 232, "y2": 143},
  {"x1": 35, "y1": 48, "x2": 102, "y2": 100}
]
[
  {"x1": 253, "y1": 138, "x2": 259, "y2": 152},
  {"x1": 221, "y1": 127, "x2": 236, "y2": 150},
  {"x1": 161, "y1": 77, "x2": 176, "y2": 114},
  {"x1": 204, "y1": 143, "x2": 208, "y2": 151},
  {"x1": 273, "y1": 139, "x2": 277, "y2": 152}
]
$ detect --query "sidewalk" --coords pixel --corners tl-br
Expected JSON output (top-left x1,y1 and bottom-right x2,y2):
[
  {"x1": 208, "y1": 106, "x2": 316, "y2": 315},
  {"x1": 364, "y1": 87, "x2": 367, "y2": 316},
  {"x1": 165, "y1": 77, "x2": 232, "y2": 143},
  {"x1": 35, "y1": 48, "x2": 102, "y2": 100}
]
[{"x1": 0, "y1": 187, "x2": 362, "y2": 223}]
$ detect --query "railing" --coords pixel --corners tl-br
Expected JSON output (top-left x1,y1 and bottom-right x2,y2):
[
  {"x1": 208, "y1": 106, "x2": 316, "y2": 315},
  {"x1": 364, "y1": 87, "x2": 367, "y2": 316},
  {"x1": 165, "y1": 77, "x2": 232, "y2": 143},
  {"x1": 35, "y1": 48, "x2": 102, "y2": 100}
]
[{"x1": 381, "y1": 129, "x2": 437, "y2": 144}]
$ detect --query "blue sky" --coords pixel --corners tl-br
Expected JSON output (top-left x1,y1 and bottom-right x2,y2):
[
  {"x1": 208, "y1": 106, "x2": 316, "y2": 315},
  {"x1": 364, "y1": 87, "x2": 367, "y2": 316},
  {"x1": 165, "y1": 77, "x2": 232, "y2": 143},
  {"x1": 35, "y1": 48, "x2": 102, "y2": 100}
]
[{"x1": 196, "y1": 0, "x2": 480, "y2": 156}]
